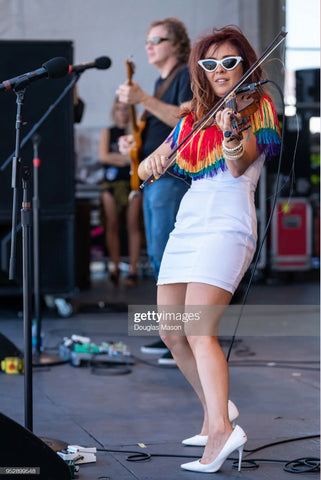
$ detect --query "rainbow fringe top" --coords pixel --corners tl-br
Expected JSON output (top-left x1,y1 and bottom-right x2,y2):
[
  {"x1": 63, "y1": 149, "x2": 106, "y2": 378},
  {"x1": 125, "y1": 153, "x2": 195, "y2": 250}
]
[{"x1": 167, "y1": 95, "x2": 281, "y2": 180}]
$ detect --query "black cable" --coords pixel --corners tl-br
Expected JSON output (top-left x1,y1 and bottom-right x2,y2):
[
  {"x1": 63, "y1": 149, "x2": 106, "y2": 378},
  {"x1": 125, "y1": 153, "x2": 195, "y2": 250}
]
[
  {"x1": 96, "y1": 447, "x2": 212, "y2": 462},
  {"x1": 239, "y1": 434, "x2": 320, "y2": 472},
  {"x1": 90, "y1": 361, "x2": 132, "y2": 375},
  {"x1": 226, "y1": 79, "x2": 287, "y2": 362},
  {"x1": 96, "y1": 434, "x2": 320, "y2": 474},
  {"x1": 233, "y1": 457, "x2": 320, "y2": 473},
  {"x1": 283, "y1": 457, "x2": 320, "y2": 474},
  {"x1": 244, "y1": 434, "x2": 320, "y2": 454}
]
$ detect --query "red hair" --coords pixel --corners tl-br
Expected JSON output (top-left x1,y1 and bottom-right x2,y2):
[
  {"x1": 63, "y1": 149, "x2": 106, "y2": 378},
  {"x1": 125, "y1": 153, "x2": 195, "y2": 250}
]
[{"x1": 186, "y1": 25, "x2": 262, "y2": 125}]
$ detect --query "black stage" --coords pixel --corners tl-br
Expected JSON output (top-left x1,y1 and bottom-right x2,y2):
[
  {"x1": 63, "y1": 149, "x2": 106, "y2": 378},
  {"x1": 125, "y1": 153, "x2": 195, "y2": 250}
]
[{"x1": 0, "y1": 268, "x2": 319, "y2": 479}]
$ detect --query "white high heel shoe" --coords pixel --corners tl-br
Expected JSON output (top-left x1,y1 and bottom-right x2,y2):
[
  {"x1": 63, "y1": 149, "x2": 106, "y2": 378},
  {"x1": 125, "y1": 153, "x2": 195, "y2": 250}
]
[
  {"x1": 181, "y1": 425, "x2": 247, "y2": 473},
  {"x1": 182, "y1": 400, "x2": 239, "y2": 446}
]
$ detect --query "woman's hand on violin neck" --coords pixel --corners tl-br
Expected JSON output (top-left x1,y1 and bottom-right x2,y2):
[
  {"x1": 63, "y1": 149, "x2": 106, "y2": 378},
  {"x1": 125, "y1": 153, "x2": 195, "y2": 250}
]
[{"x1": 215, "y1": 107, "x2": 242, "y2": 135}]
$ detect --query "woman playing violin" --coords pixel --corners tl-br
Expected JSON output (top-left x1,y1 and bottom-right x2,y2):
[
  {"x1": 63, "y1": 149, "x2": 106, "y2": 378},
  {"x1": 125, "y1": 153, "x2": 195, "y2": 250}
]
[{"x1": 138, "y1": 25, "x2": 281, "y2": 474}]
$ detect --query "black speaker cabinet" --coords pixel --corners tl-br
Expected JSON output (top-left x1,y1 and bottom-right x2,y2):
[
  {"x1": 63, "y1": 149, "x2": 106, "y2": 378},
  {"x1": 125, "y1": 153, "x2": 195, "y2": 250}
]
[
  {"x1": 0, "y1": 215, "x2": 75, "y2": 295},
  {"x1": 0, "y1": 41, "x2": 76, "y2": 296},
  {"x1": 0, "y1": 413, "x2": 71, "y2": 479},
  {"x1": 295, "y1": 68, "x2": 320, "y2": 105},
  {"x1": 0, "y1": 333, "x2": 22, "y2": 361},
  {"x1": 0, "y1": 40, "x2": 74, "y2": 217}
]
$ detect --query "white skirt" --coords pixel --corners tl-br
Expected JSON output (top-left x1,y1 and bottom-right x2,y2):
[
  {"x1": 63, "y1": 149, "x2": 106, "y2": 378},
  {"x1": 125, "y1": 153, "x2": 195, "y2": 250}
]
[{"x1": 157, "y1": 171, "x2": 258, "y2": 294}]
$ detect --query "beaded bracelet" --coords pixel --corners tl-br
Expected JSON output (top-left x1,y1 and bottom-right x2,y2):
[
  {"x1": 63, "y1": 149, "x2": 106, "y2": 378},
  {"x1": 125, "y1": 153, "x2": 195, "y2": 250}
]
[
  {"x1": 224, "y1": 150, "x2": 244, "y2": 160},
  {"x1": 222, "y1": 141, "x2": 244, "y2": 160},
  {"x1": 222, "y1": 140, "x2": 243, "y2": 153}
]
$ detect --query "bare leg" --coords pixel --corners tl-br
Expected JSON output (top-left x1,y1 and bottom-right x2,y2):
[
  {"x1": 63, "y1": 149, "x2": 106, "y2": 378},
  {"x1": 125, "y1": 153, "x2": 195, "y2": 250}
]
[
  {"x1": 185, "y1": 283, "x2": 233, "y2": 464},
  {"x1": 101, "y1": 191, "x2": 120, "y2": 271},
  {"x1": 157, "y1": 284, "x2": 209, "y2": 435},
  {"x1": 126, "y1": 193, "x2": 142, "y2": 275}
]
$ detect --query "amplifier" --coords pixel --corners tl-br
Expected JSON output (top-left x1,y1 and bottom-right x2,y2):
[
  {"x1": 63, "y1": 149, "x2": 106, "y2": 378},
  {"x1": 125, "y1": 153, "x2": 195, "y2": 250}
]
[{"x1": 271, "y1": 198, "x2": 312, "y2": 271}]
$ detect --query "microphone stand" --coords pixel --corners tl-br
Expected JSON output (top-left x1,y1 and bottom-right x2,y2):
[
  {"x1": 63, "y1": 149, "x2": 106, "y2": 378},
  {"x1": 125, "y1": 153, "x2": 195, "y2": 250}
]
[
  {"x1": 1, "y1": 73, "x2": 80, "y2": 370},
  {"x1": 9, "y1": 85, "x2": 33, "y2": 431},
  {"x1": 31, "y1": 133, "x2": 64, "y2": 366},
  {"x1": 3, "y1": 73, "x2": 80, "y2": 442},
  {"x1": 31, "y1": 133, "x2": 42, "y2": 356}
]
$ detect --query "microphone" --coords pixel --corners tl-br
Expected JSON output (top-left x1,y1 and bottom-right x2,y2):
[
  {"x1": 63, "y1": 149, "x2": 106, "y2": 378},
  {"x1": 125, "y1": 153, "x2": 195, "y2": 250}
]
[
  {"x1": 68, "y1": 56, "x2": 112, "y2": 74},
  {"x1": 235, "y1": 79, "x2": 269, "y2": 94},
  {"x1": 0, "y1": 57, "x2": 69, "y2": 92}
]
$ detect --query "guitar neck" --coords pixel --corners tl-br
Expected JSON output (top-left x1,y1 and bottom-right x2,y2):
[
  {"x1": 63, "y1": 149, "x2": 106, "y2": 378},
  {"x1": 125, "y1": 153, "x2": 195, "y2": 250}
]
[
  {"x1": 130, "y1": 104, "x2": 138, "y2": 132},
  {"x1": 126, "y1": 59, "x2": 143, "y2": 138}
]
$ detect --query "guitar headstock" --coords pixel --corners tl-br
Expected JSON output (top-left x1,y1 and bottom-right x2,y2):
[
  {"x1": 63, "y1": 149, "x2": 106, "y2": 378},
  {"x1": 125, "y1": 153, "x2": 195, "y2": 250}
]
[{"x1": 126, "y1": 57, "x2": 135, "y2": 84}]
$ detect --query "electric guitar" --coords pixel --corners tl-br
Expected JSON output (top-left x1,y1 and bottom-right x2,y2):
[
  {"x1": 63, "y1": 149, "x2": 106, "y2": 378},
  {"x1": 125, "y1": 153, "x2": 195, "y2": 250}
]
[{"x1": 125, "y1": 58, "x2": 146, "y2": 197}]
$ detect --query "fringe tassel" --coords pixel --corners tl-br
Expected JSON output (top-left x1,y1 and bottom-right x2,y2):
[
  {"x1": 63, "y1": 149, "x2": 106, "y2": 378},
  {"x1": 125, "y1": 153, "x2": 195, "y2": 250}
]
[
  {"x1": 174, "y1": 157, "x2": 228, "y2": 179},
  {"x1": 170, "y1": 114, "x2": 225, "y2": 177},
  {"x1": 167, "y1": 95, "x2": 281, "y2": 179},
  {"x1": 251, "y1": 95, "x2": 281, "y2": 159}
]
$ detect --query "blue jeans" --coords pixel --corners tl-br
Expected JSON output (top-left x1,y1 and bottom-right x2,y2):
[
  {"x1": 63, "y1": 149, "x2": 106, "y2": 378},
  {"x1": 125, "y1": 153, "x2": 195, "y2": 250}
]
[{"x1": 143, "y1": 177, "x2": 190, "y2": 281}]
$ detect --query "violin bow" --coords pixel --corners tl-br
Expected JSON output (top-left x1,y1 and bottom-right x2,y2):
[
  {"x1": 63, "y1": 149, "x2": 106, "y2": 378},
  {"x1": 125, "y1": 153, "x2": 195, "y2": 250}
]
[{"x1": 141, "y1": 29, "x2": 287, "y2": 188}]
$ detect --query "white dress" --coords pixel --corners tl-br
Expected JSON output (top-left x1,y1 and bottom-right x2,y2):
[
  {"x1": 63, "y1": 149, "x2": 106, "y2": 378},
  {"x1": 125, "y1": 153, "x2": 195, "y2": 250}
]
[{"x1": 157, "y1": 154, "x2": 265, "y2": 294}]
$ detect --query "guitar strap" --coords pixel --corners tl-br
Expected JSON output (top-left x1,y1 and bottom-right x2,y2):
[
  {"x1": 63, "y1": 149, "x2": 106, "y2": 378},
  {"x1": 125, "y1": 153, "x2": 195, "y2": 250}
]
[{"x1": 140, "y1": 63, "x2": 184, "y2": 122}]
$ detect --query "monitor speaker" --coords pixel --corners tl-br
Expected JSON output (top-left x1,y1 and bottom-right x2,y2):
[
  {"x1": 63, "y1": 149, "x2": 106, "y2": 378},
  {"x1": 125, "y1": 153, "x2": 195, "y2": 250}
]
[
  {"x1": 0, "y1": 413, "x2": 71, "y2": 479},
  {"x1": 295, "y1": 68, "x2": 320, "y2": 105},
  {"x1": 0, "y1": 215, "x2": 74, "y2": 295},
  {"x1": 0, "y1": 333, "x2": 22, "y2": 361},
  {"x1": 0, "y1": 40, "x2": 74, "y2": 218},
  {"x1": 0, "y1": 41, "x2": 75, "y2": 296}
]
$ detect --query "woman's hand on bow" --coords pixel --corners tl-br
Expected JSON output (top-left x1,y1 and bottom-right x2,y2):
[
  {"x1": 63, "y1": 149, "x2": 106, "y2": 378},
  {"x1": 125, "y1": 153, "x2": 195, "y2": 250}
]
[
  {"x1": 144, "y1": 154, "x2": 167, "y2": 179},
  {"x1": 138, "y1": 153, "x2": 168, "y2": 181}
]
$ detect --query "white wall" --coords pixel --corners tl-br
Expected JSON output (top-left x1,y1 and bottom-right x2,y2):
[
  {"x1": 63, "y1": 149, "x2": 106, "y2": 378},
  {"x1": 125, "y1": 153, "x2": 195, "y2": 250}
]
[{"x1": 0, "y1": 0, "x2": 260, "y2": 128}]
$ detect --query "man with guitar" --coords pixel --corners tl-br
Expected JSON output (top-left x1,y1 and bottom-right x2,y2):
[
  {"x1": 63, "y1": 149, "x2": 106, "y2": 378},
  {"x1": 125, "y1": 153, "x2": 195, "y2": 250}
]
[{"x1": 117, "y1": 17, "x2": 192, "y2": 363}]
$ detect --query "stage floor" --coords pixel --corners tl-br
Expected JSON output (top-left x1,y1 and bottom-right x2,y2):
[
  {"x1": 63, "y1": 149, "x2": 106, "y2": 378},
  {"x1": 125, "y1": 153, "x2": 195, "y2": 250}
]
[{"x1": 0, "y1": 268, "x2": 319, "y2": 479}]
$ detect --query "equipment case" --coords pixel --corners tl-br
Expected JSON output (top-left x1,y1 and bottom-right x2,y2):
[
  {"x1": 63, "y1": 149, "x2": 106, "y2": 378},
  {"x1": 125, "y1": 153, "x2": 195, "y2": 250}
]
[{"x1": 271, "y1": 197, "x2": 312, "y2": 270}]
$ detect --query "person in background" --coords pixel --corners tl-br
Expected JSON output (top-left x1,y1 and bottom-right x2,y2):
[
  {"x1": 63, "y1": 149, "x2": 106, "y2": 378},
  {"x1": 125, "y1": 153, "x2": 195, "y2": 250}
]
[
  {"x1": 99, "y1": 98, "x2": 142, "y2": 287},
  {"x1": 117, "y1": 17, "x2": 193, "y2": 362},
  {"x1": 138, "y1": 25, "x2": 281, "y2": 473}
]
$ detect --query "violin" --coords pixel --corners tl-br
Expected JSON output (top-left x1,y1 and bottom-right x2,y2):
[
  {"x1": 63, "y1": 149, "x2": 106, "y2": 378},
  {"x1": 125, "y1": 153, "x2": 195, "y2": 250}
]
[
  {"x1": 223, "y1": 89, "x2": 261, "y2": 142},
  {"x1": 140, "y1": 30, "x2": 287, "y2": 188},
  {"x1": 145, "y1": 88, "x2": 261, "y2": 185}
]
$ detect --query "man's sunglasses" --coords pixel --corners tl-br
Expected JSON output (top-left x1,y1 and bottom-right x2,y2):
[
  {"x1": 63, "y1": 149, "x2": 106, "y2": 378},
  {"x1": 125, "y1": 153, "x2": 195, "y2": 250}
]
[
  {"x1": 198, "y1": 56, "x2": 243, "y2": 72},
  {"x1": 145, "y1": 37, "x2": 169, "y2": 46}
]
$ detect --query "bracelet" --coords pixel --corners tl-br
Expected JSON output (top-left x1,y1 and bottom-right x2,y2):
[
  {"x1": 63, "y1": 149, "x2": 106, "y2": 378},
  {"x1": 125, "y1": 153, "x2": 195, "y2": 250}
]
[
  {"x1": 222, "y1": 139, "x2": 243, "y2": 153},
  {"x1": 222, "y1": 140, "x2": 244, "y2": 160},
  {"x1": 224, "y1": 151, "x2": 244, "y2": 161}
]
